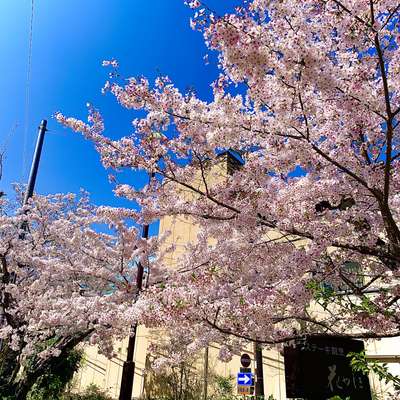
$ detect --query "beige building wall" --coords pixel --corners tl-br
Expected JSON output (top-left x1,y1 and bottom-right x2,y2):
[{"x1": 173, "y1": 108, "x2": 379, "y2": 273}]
[
  {"x1": 365, "y1": 338, "x2": 400, "y2": 398},
  {"x1": 74, "y1": 326, "x2": 150, "y2": 398},
  {"x1": 75, "y1": 152, "x2": 399, "y2": 399}
]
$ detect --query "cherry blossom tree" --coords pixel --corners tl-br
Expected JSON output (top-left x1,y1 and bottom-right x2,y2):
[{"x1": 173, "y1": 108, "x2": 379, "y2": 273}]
[
  {"x1": 57, "y1": 0, "x2": 400, "y2": 363},
  {"x1": 0, "y1": 191, "x2": 155, "y2": 398}
]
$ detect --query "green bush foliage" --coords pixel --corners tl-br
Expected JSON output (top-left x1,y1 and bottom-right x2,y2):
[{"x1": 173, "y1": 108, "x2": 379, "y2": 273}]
[
  {"x1": 62, "y1": 384, "x2": 113, "y2": 400},
  {"x1": 27, "y1": 348, "x2": 83, "y2": 400}
]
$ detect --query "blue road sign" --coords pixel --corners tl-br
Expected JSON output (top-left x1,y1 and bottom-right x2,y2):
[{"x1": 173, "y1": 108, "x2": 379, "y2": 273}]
[{"x1": 237, "y1": 372, "x2": 253, "y2": 386}]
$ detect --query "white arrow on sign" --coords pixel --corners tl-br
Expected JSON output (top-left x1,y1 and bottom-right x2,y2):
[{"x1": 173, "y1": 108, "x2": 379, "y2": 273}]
[{"x1": 238, "y1": 374, "x2": 251, "y2": 384}]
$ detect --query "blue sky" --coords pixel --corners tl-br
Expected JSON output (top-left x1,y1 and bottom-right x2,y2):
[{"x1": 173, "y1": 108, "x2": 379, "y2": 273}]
[{"x1": 0, "y1": 0, "x2": 238, "y2": 235}]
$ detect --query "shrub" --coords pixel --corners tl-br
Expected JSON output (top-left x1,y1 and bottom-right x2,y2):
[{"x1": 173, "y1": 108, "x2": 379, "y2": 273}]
[
  {"x1": 62, "y1": 384, "x2": 113, "y2": 400},
  {"x1": 27, "y1": 348, "x2": 83, "y2": 400}
]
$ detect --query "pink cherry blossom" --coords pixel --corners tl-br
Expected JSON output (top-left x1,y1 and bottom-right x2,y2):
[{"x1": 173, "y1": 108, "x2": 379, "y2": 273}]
[
  {"x1": 0, "y1": 192, "x2": 156, "y2": 362},
  {"x1": 57, "y1": 0, "x2": 400, "y2": 365}
]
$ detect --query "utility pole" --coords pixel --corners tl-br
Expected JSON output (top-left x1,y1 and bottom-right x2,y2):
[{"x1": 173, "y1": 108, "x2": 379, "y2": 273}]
[
  {"x1": 119, "y1": 226, "x2": 147, "y2": 400},
  {"x1": 23, "y1": 120, "x2": 47, "y2": 205},
  {"x1": 119, "y1": 173, "x2": 153, "y2": 400},
  {"x1": 254, "y1": 341, "x2": 265, "y2": 397},
  {"x1": 202, "y1": 346, "x2": 209, "y2": 400},
  {"x1": 0, "y1": 120, "x2": 47, "y2": 350}
]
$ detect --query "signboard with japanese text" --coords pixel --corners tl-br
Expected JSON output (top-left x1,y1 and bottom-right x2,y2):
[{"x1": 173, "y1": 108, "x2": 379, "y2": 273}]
[{"x1": 284, "y1": 336, "x2": 371, "y2": 399}]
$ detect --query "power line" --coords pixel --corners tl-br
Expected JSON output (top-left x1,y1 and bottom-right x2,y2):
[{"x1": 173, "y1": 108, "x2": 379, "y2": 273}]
[
  {"x1": 22, "y1": 0, "x2": 35, "y2": 181},
  {"x1": 1, "y1": 122, "x2": 19, "y2": 153},
  {"x1": 0, "y1": 122, "x2": 19, "y2": 180}
]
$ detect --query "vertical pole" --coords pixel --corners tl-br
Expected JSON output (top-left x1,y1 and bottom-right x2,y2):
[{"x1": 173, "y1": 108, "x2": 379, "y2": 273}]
[
  {"x1": 179, "y1": 363, "x2": 184, "y2": 400},
  {"x1": 254, "y1": 341, "x2": 265, "y2": 398},
  {"x1": 118, "y1": 253, "x2": 144, "y2": 400},
  {"x1": 23, "y1": 120, "x2": 47, "y2": 205},
  {"x1": 119, "y1": 172, "x2": 153, "y2": 400},
  {"x1": 0, "y1": 120, "x2": 47, "y2": 350},
  {"x1": 202, "y1": 346, "x2": 209, "y2": 400}
]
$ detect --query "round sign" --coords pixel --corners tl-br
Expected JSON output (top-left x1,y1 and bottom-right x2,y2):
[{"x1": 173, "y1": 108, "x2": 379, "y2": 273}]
[{"x1": 240, "y1": 353, "x2": 251, "y2": 368}]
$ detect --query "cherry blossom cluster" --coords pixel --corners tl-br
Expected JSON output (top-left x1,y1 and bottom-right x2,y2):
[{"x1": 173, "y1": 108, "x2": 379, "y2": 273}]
[
  {"x1": 58, "y1": 0, "x2": 400, "y2": 363},
  {"x1": 0, "y1": 192, "x2": 156, "y2": 359}
]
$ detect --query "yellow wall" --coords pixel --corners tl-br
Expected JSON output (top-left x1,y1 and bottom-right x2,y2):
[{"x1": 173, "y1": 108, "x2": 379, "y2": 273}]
[{"x1": 74, "y1": 326, "x2": 150, "y2": 398}]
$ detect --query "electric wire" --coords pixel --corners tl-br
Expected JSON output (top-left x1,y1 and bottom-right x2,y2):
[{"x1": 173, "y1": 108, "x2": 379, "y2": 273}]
[
  {"x1": 0, "y1": 122, "x2": 19, "y2": 181},
  {"x1": 1, "y1": 122, "x2": 19, "y2": 152},
  {"x1": 0, "y1": 0, "x2": 35, "y2": 353},
  {"x1": 22, "y1": 0, "x2": 35, "y2": 180}
]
